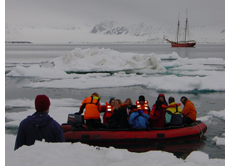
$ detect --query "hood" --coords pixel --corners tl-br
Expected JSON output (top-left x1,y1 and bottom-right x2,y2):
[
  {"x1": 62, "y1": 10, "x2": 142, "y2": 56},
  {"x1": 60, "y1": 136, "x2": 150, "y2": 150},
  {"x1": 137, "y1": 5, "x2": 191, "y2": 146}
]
[{"x1": 27, "y1": 112, "x2": 53, "y2": 128}]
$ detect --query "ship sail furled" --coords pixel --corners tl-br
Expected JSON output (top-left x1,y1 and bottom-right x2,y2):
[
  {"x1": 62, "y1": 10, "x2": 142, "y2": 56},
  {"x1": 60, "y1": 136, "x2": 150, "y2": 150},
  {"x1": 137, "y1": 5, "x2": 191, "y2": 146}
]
[{"x1": 164, "y1": 9, "x2": 196, "y2": 47}]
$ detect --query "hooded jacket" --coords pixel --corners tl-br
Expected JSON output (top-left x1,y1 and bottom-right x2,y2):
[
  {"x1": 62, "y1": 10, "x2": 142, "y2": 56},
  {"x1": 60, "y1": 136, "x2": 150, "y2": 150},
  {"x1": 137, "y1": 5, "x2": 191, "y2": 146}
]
[
  {"x1": 15, "y1": 112, "x2": 65, "y2": 150},
  {"x1": 150, "y1": 100, "x2": 167, "y2": 128}
]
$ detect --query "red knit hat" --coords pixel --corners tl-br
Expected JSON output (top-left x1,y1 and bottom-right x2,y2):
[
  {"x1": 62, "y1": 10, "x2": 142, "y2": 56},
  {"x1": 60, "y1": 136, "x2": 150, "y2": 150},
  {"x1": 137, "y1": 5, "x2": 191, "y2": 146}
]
[
  {"x1": 35, "y1": 95, "x2": 50, "y2": 112},
  {"x1": 158, "y1": 94, "x2": 165, "y2": 98}
]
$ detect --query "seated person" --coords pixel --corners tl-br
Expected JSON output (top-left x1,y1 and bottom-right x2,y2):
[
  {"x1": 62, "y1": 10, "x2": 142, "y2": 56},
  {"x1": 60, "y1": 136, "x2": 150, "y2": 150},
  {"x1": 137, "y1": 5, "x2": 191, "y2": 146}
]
[
  {"x1": 165, "y1": 97, "x2": 182, "y2": 126},
  {"x1": 180, "y1": 96, "x2": 197, "y2": 125},
  {"x1": 108, "y1": 99, "x2": 129, "y2": 129},
  {"x1": 124, "y1": 98, "x2": 137, "y2": 115},
  {"x1": 150, "y1": 94, "x2": 167, "y2": 128},
  {"x1": 101, "y1": 98, "x2": 115, "y2": 112},
  {"x1": 135, "y1": 95, "x2": 151, "y2": 115},
  {"x1": 77, "y1": 92, "x2": 103, "y2": 129},
  {"x1": 129, "y1": 109, "x2": 150, "y2": 130},
  {"x1": 102, "y1": 98, "x2": 115, "y2": 124}
]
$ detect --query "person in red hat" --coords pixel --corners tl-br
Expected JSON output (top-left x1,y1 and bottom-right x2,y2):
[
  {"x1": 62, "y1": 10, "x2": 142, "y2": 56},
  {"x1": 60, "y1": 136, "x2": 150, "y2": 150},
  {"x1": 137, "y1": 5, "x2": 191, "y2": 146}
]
[
  {"x1": 14, "y1": 95, "x2": 65, "y2": 150},
  {"x1": 149, "y1": 94, "x2": 168, "y2": 128}
]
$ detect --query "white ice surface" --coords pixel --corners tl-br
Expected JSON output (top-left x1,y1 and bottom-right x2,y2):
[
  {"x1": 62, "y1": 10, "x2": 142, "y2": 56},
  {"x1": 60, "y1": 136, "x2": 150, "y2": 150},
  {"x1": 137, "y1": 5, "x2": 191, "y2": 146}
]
[{"x1": 6, "y1": 48, "x2": 225, "y2": 93}]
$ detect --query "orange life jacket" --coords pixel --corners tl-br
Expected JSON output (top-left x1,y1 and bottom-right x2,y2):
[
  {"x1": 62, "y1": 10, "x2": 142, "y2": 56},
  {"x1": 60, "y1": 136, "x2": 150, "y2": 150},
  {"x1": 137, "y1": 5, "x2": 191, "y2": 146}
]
[
  {"x1": 80, "y1": 95, "x2": 101, "y2": 120},
  {"x1": 136, "y1": 100, "x2": 149, "y2": 115}
]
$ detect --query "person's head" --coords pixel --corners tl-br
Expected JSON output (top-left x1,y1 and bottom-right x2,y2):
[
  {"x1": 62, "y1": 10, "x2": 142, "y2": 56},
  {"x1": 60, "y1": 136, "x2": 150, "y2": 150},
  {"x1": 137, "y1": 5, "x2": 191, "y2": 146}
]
[
  {"x1": 114, "y1": 99, "x2": 122, "y2": 110},
  {"x1": 109, "y1": 98, "x2": 115, "y2": 106},
  {"x1": 138, "y1": 95, "x2": 145, "y2": 105},
  {"x1": 125, "y1": 98, "x2": 133, "y2": 106},
  {"x1": 157, "y1": 94, "x2": 165, "y2": 102},
  {"x1": 180, "y1": 96, "x2": 188, "y2": 105},
  {"x1": 156, "y1": 94, "x2": 168, "y2": 106},
  {"x1": 168, "y1": 96, "x2": 175, "y2": 104},
  {"x1": 35, "y1": 95, "x2": 50, "y2": 113},
  {"x1": 91, "y1": 92, "x2": 101, "y2": 101},
  {"x1": 91, "y1": 92, "x2": 99, "y2": 97}
]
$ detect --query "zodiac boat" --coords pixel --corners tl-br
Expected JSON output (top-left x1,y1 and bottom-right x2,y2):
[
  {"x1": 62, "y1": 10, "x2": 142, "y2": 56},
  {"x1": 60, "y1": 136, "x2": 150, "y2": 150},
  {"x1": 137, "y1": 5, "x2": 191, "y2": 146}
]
[{"x1": 61, "y1": 114, "x2": 207, "y2": 146}]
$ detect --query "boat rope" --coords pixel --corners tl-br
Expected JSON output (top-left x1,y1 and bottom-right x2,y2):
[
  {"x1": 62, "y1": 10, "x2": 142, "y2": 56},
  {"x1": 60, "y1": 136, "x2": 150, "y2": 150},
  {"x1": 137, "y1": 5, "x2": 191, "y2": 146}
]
[{"x1": 195, "y1": 122, "x2": 203, "y2": 138}]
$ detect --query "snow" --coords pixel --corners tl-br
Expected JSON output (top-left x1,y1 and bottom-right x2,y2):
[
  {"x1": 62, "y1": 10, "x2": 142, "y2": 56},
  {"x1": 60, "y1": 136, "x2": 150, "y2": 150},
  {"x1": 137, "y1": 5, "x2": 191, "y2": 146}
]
[
  {"x1": 5, "y1": 133, "x2": 225, "y2": 166},
  {"x1": 6, "y1": 48, "x2": 225, "y2": 93}
]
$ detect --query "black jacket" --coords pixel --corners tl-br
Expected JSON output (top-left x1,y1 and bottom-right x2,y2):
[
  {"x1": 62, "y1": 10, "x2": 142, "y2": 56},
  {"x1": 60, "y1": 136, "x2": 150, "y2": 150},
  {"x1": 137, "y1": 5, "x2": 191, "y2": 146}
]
[{"x1": 108, "y1": 106, "x2": 129, "y2": 129}]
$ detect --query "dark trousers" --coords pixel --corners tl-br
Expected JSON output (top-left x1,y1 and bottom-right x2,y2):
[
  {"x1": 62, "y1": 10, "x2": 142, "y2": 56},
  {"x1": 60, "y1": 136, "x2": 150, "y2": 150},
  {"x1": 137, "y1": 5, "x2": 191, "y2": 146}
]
[
  {"x1": 85, "y1": 119, "x2": 103, "y2": 129},
  {"x1": 182, "y1": 116, "x2": 195, "y2": 125}
]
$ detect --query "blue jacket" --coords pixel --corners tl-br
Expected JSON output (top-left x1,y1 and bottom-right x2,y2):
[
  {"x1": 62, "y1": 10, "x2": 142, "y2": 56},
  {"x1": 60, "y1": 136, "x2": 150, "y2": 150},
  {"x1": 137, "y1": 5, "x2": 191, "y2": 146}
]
[
  {"x1": 129, "y1": 110, "x2": 150, "y2": 129},
  {"x1": 15, "y1": 112, "x2": 65, "y2": 150}
]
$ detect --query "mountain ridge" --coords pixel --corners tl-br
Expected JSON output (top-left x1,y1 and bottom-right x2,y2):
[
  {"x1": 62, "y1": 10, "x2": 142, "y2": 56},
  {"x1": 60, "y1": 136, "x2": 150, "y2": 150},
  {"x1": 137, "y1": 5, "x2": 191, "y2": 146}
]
[{"x1": 5, "y1": 21, "x2": 225, "y2": 44}]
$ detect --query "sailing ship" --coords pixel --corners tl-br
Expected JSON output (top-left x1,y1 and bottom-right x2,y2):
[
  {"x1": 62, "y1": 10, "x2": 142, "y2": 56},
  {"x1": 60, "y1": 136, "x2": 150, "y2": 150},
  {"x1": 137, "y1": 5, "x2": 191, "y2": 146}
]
[{"x1": 164, "y1": 9, "x2": 196, "y2": 47}]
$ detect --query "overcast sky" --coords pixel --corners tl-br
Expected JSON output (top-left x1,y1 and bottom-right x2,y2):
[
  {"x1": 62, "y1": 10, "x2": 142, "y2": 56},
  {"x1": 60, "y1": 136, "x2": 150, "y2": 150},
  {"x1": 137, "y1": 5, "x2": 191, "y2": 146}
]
[{"x1": 5, "y1": 0, "x2": 225, "y2": 28}]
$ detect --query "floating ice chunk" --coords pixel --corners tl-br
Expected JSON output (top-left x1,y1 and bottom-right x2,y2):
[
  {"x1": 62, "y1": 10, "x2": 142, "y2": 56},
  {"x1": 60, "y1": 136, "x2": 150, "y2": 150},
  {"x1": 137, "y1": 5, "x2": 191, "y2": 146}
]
[{"x1": 185, "y1": 151, "x2": 209, "y2": 165}]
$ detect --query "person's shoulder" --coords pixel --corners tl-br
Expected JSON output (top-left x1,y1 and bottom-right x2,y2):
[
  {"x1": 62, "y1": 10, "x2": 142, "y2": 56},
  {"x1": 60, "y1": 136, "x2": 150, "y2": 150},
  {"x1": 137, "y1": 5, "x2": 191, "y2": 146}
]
[
  {"x1": 185, "y1": 100, "x2": 194, "y2": 106},
  {"x1": 52, "y1": 118, "x2": 60, "y2": 124},
  {"x1": 83, "y1": 96, "x2": 90, "y2": 101},
  {"x1": 48, "y1": 116, "x2": 60, "y2": 126},
  {"x1": 19, "y1": 117, "x2": 29, "y2": 125},
  {"x1": 17, "y1": 117, "x2": 31, "y2": 129}
]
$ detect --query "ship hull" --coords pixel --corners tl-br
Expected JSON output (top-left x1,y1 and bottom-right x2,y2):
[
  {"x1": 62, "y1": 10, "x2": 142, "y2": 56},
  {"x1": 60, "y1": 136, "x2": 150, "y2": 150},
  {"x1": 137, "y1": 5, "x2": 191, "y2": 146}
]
[{"x1": 171, "y1": 42, "x2": 196, "y2": 47}]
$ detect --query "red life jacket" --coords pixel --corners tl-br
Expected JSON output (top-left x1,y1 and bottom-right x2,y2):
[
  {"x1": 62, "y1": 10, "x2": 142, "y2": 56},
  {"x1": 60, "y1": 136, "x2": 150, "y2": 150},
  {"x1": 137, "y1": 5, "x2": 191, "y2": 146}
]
[
  {"x1": 103, "y1": 102, "x2": 114, "y2": 124},
  {"x1": 150, "y1": 104, "x2": 167, "y2": 116},
  {"x1": 136, "y1": 100, "x2": 149, "y2": 115}
]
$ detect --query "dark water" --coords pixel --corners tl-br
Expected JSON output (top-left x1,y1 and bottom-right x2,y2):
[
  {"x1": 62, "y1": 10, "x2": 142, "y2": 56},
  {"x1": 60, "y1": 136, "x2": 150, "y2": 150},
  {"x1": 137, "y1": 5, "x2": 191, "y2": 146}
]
[{"x1": 5, "y1": 43, "x2": 225, "y2": 159}]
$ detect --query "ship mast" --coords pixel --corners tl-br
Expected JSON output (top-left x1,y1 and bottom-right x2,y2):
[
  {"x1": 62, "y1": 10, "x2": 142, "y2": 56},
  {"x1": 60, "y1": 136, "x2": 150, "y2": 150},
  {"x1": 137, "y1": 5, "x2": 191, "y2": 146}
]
[
  {"x1": 176, "y1": 12, "x2": 180, "y2": 43},
  {"x1": 185, "y1": 9, "x2": 188, "y2": 43}
]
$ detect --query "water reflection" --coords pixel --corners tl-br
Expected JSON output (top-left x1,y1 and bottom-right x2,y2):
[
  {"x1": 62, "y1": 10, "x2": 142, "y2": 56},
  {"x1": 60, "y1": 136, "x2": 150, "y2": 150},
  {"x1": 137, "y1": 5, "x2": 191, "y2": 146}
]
[
  {"x1": 173, "y1": 47, "x2": 192, "y2": 58},
  {"x1": 125, "y1": 140, "x2": 206, "y2": 159},
  {"x1": 86, "y1": 139, "x2": 206, "y2": 159}
]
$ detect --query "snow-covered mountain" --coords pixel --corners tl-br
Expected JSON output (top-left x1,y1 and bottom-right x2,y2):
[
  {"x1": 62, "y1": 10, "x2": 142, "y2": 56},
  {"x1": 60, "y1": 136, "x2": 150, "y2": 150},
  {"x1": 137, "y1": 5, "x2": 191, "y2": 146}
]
[
  {"x1": 91, "y1": 21, "x2": 168, "y2": 36},
  {"x1": 5, "y1": 21, "x2": 225, "y2": 44}
]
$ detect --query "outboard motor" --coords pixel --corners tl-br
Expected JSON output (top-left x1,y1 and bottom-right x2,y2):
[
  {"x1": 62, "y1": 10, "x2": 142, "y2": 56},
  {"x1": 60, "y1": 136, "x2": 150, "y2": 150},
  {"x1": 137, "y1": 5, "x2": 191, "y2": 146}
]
[{"x1": 67, "y1": 114, "x2": 84, "y2": 126}]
